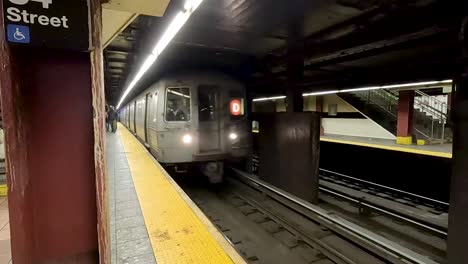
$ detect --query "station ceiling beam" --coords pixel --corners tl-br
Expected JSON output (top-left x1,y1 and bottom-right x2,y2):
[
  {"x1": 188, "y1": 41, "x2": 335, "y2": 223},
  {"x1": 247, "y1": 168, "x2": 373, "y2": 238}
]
[{"x1": 268, "y1": 27, "x2": 451, "y2": 75}]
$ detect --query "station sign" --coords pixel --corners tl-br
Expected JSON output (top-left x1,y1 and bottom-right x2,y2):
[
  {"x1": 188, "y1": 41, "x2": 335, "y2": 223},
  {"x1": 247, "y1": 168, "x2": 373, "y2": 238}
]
[
  {"x1": 230, "y1": 99, "x2": 244, "y2": 116},
  {"x1": 3, "y1": 0, "x2": 90, "y2": 50}
]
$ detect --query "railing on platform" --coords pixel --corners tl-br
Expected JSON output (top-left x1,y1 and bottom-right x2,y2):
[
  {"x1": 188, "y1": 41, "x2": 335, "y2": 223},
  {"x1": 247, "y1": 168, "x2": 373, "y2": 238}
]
[{"x1": 350, "y1": 89, "x2": 450, "y2": 144}]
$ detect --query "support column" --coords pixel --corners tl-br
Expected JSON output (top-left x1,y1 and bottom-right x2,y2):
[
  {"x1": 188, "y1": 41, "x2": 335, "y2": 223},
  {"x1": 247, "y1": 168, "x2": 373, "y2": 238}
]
[
  {"x1": 448, "y1": 76, "x2": 468, "y2": 264},
  {"x1": 396, "y1": 90, "x2": 415, "y2": 145},
  {"x1": 0, "y1": 0, "x2": 109, "y2": 263},
  {"x1": 448, "y1": 17, "x2": 468, "y2": 264},
  {"x1": 286, "y1": 17, "x2": 304, "y2": 112}
]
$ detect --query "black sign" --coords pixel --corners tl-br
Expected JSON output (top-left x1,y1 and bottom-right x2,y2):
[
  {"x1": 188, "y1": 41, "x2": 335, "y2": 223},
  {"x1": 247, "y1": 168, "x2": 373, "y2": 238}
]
[{"x1": 3, "y1": 0, "x2": 90, "y2": 51}]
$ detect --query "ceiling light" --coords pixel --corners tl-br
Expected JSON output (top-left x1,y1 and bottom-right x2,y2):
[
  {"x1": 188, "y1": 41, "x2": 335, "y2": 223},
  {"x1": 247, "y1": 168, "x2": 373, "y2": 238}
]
[
  {"x1": 252, "y1": 96, "x2": 286, "y2": 102},
  {"x1": 381, "y1": 81, "x2": 440, "y2": 89},
  {"x1": 116, "y1": 1, "x2": 204, "y2": 109},
  {"x1": 303, "y1": 90, "x2": 339, "y2": 97},
  {"x1": 252, "y1": 79, "x2": 453, "y2": 102},
  {"x1": 152, "y1": 11, "x2": 190, "y2": 56},
  {"x1": 340, "y1": 86, "x2": 380, "y2": 93}
]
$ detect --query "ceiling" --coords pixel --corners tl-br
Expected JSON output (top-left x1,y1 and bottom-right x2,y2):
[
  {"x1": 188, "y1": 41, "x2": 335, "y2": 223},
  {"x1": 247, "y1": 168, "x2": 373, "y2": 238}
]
[{"x1": 104, "y1": 0, "x2": 467, "y2": 105}]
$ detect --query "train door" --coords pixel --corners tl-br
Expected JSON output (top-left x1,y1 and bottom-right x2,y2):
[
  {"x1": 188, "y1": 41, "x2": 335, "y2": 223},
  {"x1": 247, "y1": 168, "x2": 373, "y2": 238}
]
[
  {"x1": 132, "y1": 101, "x2": 136, "y2": 132},
  {"x1": 198, "y1": 85, "x2": 221, "y2": 153},
  {"x1": 126, "y1": 105, "x2": 130, "y2": 127},
  {"x1": 135, "y1": 98, "x2": 146, "y2": 141},
  {"x1": 129, "y1": 103, "x2": 135, "y2": 132},
  {"x1": 146, "y1": 92, "x2": 158, "y2": 147},
  {"x1": 144, "y1": 93, "x2": 150, "y2": 143}
]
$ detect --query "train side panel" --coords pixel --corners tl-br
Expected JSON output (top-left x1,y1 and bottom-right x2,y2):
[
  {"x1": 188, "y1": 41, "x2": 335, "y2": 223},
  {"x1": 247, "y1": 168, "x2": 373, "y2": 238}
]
[
  {"x1": 129, "y1": 102, "x2": 136, "y2": 133},
  {"x1": 135, "y1": 96, "x2": 147, "y2": 142},
  {"x1": 146, "y1": 84, "x2": 163, "y2": 160},
  {"x1": 125, "y1": 105, "x2": 130, "y2": 128}
]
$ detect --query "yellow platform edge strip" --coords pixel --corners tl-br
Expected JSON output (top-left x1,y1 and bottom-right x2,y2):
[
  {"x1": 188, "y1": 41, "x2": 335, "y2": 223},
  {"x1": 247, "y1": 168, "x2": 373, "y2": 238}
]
[
  {"x1": 117, "y1": 124, "x2": 246, "y2": 264},
  {"x1": 320, "y1": 137, "x2": 452, "y2": 159},
  {"x1": 0, "y1": 184, "x2": 7, "y2": 196},
  {"x1": 396, "y1": 136, "x2": 413, "y2": 145}
]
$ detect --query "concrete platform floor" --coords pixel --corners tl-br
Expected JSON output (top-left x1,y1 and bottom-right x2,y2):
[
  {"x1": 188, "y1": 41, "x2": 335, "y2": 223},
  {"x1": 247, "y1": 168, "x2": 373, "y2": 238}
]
[
  {"x1": 107, "y1": 132, "x2": 156, "y2": 264},
  {"x1": 0, "y1": 197, "x2": 11, "y2": 264}
]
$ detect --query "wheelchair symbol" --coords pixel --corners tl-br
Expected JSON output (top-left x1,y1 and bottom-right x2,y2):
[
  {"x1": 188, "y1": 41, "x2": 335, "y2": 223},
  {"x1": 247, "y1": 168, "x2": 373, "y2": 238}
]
[
  {"x1": 7, "y1": 24, "x2": 30, "y2": 44},
  {"x1": 13, "y1": 28, "x2": 26, "y2": 41}
]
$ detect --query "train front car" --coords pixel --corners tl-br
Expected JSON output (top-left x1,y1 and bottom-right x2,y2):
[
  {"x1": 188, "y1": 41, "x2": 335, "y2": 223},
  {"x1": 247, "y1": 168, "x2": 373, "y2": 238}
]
[{"x1": 130, "y1": 72, "x2": 250, "y2": 183}]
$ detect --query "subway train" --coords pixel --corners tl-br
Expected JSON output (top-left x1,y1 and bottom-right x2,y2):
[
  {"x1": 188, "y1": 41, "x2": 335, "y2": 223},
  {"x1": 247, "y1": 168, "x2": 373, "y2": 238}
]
[{"x1": 120, "y1": 72, "x2": 250, "y2": 183}]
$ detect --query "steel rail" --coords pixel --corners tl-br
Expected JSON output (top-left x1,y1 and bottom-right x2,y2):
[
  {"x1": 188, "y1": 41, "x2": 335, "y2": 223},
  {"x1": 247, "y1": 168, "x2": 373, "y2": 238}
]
[{"x1": 231, "y1": 168, "x2": 439, "y2": 264}]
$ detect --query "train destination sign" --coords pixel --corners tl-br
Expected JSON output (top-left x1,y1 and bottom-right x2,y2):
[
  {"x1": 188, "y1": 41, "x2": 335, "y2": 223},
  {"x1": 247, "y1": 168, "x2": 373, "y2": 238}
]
[{"x1": 3, "y1": 0, "x2": 90, "y2": 50}]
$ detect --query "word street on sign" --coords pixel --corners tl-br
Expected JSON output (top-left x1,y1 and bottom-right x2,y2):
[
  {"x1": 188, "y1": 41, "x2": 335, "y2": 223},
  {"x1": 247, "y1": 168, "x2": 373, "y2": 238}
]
[{"x1": 3, "y1": 0, "x2": 91, "y2": 50}]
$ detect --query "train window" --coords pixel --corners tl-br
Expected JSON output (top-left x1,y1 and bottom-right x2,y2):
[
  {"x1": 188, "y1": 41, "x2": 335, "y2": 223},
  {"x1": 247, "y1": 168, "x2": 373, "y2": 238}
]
[
  {"x1": 165, "y1": 87, "x2": 191, "y2": 122},
  {"x1": 198, "y1": 85, "x2": 218, "y2": 121}
]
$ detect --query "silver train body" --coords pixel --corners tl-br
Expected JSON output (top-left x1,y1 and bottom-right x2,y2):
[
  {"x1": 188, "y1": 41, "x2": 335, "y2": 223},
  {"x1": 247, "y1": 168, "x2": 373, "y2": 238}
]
[{"x1": 120, "y1": 72, "x2": 250, "y2": 183}]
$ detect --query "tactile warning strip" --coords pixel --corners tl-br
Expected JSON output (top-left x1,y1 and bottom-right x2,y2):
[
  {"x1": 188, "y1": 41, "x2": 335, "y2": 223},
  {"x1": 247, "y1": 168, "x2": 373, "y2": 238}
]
[{"x1": 117, "y1": 124, "x2": 238, "y2": 264}]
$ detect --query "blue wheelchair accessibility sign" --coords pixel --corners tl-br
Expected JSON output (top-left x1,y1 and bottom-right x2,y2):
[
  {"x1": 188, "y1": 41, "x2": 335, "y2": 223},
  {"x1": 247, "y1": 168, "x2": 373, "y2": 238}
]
[{"x1": 7, "y1": 24, "x2": 30, "y2": 44}]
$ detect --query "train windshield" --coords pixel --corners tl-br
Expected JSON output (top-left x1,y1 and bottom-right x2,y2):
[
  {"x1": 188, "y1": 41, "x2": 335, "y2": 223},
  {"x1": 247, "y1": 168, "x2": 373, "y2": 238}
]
[{"x1": 165, "y1": 87, "x2": 191, "y2": 122}]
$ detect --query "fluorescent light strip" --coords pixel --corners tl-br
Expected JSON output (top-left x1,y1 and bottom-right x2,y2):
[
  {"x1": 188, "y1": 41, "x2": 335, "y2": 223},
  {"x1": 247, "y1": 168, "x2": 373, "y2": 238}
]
[
  {"x1": 116, "y1": 0, "x2": 204, "y2": 109},
  {"x1": 253, "y1": 79, "x2": 453, "y2": 101},
  {"x1": 303, "y1": 90, "x2": 339, "y2": 97},
  {"x1": 252, "y1": 96, "x2": 287, "y2": 102},
  {"x1": 152, "y1": 12, "x2": 190, "y2": 56}
]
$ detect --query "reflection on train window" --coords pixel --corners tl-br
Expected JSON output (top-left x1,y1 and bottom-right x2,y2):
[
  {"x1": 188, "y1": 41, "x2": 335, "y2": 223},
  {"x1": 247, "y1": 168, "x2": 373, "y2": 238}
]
[
  {"x1": 165, "y1": 87, "x2": 191, "y2": 122},
  {"x1": 198, "y1": 85, "x2": 218, "y2": 121}
]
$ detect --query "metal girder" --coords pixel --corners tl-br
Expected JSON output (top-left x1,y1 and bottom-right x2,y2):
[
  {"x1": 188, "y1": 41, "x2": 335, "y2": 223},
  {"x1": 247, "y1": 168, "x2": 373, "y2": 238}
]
[
  {"x1": 106, "y1": 48, "x2": 132, "y2": 54},
  {"x1": 264, "y1": 1, "x2": 446, "y2": 71},
  {"x1": 249, "y1": 56, "x2": 456, "y2": 95},
  {"x1": 109, "y1": 65, "x2": 125, "y2": 69},
  {"x1": 268, "y1": 26, "x2": 449, "y2": 75},
  {"x1": 303, "y1": 27, "x2": 449, "y2": 70},
  {"x1": 106, "y1": 58, "x2": 127, "y2": 63}
]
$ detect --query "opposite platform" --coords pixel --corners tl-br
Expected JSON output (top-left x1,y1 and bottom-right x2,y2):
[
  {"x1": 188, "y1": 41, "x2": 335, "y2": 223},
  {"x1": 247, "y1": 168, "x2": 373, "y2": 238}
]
[
  {"x1": 321, "y1": 134, "x2": 452, "y2": 159},
  {"x1": 108, "y1": 124, "x2": 245, "y2": 264}
]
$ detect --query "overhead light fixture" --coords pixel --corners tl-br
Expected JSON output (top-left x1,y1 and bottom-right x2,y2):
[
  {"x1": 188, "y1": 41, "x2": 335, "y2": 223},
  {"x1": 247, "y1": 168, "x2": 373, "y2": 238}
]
[
  {"x1": 303, "y1": 90, "x2": 339, "y2": 97},
  {"x1": 116, "y1": 0, "x2": 204, "y2": 109},
  {"x1": 340, "y1": 86, "x2": 380, "y2": 93},
  {"x1": 252, "y1": 95, "x2": 286, "y2": 102},
  {"x1": 152, "y1": 11, "x2": 190, "y2": 56},
  {"x1": 253, "y1": 79, "x2": 453, "y2": 101}
]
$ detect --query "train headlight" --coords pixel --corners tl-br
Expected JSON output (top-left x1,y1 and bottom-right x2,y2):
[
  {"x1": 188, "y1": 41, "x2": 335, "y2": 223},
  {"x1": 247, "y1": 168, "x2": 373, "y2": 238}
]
[
  {"x1": 182, "y1": 134, "x2": 193, "y2": 144},
  {"x1": 229, "y1": 132, "x2": 238, "y2": 140}
]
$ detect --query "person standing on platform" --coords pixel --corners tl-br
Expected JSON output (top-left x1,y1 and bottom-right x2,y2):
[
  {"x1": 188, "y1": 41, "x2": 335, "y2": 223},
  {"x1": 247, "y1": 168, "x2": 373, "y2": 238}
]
[
  {"x1": 105, "y1": 104, "x2": 111, "y2": 132},
  {"x1": 108, "y1": 106, "x2": 118, "y2": 133}
]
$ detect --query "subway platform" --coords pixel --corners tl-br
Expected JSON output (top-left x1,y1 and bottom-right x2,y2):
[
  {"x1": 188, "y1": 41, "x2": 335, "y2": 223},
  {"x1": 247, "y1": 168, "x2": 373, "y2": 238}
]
[
  {"x1": 107, "y1": 124, "x2": 245, "y2": 264},
  {"x1": 321, "y1": 134, "x2": 452, "y2": 159}
]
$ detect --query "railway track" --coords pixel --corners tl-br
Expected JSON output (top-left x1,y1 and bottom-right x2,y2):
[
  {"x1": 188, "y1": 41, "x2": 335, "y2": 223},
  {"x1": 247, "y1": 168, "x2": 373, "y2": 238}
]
[
  {"x1": 230, "y1": 168, "x2": 440, "y2": 264},
  {"x1": 177, "y1": 168, "x2": 443, "y2": 264},
  {"x1": 182, "y1": 176, "x2": 387, "y2": 263},
  {"x1": 318, "y1": 169, "x2": 448, "y2": 238},
  {"x1": 319, "y1": 168, "x2": 448, "y2": 213}
]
